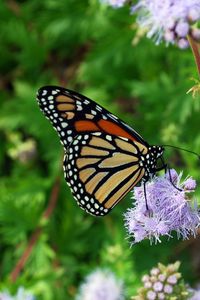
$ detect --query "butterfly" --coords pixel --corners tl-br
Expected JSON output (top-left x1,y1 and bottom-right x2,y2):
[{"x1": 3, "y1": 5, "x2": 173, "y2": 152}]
[{"x1": 36, "y1": 86, "x2": 165, "y2": 216}]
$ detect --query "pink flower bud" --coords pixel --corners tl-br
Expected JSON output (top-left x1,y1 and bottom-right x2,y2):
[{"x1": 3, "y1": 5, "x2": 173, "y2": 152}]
[
  {"x1": 147, "y1": 290, "x2": 156, "y2": 300},
  {"x1": 175, "y1": 22, "x2": 189, "y2": 37},
  {"x1": 164, "y1": 284, "x2": 173, "y2": 294},
  {"x1": 167, "y1": 275, "x2": 177, "y2": 285},
  {"x1": 178, "y1": 38, "x2": 189, "y2": 49},
  {"x1": 153, "y1": 281, "x2": 163, "y2": 292}
]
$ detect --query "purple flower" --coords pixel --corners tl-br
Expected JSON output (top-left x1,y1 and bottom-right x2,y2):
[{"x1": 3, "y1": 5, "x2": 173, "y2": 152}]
[
  {"x1": 153, "y1": 282, "x2": 163, "y2": 292},
  {"x1": 167, "y1": 275, "x2": 178, "y2": 285},
  {"x1": 76, "y1": 269, "x2": 124, "y2": 300},
  {"x1": 131, "y1": 0, "x2": 200, "y2": 47},
  {"x1": 175, "y1": 22, "x2": 189, "y2": 37},
  {"x1": 189, "y1": 288, "x2": 200, "y2": 300},
  {"x1": 164, "y1": 284, "x2": 173, "y2": 294},
  {"x1": 101, "y1": 0, "x2": 200, "y2": 47},
  {"x1": 146, "y1": 290, "x2": 156, "y2": 300},
  {"x1": 158, "y1": 274, "x2": 166, "y2": 282},
  {"x1": 184, "y1": 178, "x2": 197, "y2": 190},
  {"x1": 124, "y1": 169, "x2": 200, "y2": 244},
  {"x1": 178, "y1": 38, "x2": 190, "y2": 49}
]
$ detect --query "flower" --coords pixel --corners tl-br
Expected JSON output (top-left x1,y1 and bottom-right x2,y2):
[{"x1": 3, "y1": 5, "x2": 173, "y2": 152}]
[
  {"x1": 132, "y1": 0, "x2": 200, "y2": 47},
  {"x1": 167, "y1": 274, "x2": 178, "y2": 284},
  {"x1": 189, "y1": 288, "x2": 200, "y2": 300},
  {"x1": 164, "y1": 284, "x2": 173, "y2": 294},
  {"x1": 124, "y1": 169, "x2": 200, "y2": 244},
  {"x1": 131, "y1": 261, "x2": 191, "y2": 300},
  {"x1": 153, "y1": 282, "x2": 163, "y2": 292},
  {"x1": 102, "y1": 0, "x2": 200, "y2": 47},
  {"x1": 76, "y1": 269, "x2": 124, "y2": 300},
  {"x1": 146, "y1": 290, "x2": 156, "y2": 300},
  {"x1": 0, "y1": 287, "x2": 35, "y2": 300}
]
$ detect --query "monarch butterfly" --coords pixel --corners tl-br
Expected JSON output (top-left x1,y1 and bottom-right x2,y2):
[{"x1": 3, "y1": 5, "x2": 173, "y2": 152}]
[{"x1": 37, "y1": 86, "x2": 165, "y2": 216}]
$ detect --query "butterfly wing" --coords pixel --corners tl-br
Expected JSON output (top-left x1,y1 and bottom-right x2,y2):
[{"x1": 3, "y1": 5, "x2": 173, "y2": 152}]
[
  {"x1": 37, "y1": 85, "x2": 151, "y2": 216},
  {"x1": 64, "y1": 132, "x2": 147, "y2": 216},
  {"x1": 37, "y1": 85, "x2": 149, "y2": 149}
]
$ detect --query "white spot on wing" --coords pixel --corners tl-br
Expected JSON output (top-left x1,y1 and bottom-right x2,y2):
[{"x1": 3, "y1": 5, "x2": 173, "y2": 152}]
[
  {"x1": 91, "y1": 110, "x2": 97, "y2": 115},
  {"x1": 42, "y1": 90, "x2": 47, "y2": 96},
  {"x1": 61, "y1": 122, "x2": 68, "y2": 128},
  {"x1": 77, "y1": 105, "x2": 82, "y2": 111}
]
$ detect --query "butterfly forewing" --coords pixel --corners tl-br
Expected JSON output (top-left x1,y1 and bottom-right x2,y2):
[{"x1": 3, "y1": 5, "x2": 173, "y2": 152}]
[
  {"x1": 37, "y1": 86, "x2": 148, "y2": 150},
  {"x1": 64, "y1": 133, "x2": 146, "y2": 216}
]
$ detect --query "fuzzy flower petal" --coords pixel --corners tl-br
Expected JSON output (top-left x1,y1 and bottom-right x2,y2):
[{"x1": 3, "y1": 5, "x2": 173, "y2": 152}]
[
  {"x1": 102, "y1": 0, "x2": 200, "y2": 47},
  {"x1": 124, "y1": 169, "x2": 200, "y2": 244},
  {"x1": 76, "y1": 269, "x2": 124, "y2": 300},
  {"x1": 131, "y1": 0, "x2": 200, "y2": 47}
]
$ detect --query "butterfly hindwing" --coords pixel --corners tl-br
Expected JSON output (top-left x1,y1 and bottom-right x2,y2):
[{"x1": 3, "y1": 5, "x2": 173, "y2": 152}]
[
  {"x1": 37, "y1": 86, "x2": 149, "y2": 150},
  {"x1": 63, "y1": 132, "x2": 146, "y2": 216}
]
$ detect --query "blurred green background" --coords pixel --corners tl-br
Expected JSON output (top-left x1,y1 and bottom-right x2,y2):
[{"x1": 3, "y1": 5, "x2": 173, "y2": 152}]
[{"x1": 0, "y1": 1, "x2": 200, "y2": 299}]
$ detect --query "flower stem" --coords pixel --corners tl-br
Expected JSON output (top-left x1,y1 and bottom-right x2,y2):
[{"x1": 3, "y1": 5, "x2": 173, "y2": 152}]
[
  {"x1": 188, "y1": 35, "x2": 200, "y2": 79},
  {"x1": 10, "y1": 175, "x2": 61, "y2": 282}
]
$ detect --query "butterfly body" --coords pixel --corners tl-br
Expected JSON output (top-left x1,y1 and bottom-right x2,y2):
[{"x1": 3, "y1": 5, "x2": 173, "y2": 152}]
[{"x1": 37, "y1": 86, "x2": 164, "y2": 216}]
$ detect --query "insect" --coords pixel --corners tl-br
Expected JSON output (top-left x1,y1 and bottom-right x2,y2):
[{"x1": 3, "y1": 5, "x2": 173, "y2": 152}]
[{"x1": 36, "y1": 86, "x2": 165, "y2": 216}]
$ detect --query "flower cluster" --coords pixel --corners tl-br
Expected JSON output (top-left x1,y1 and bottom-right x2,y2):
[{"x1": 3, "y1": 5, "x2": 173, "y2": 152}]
[
  {"x1": 132, "y1": 0, "x2": 200, "y2": 48},
  {"x1": 76, "y1": 269, "x2": 124, "y2": 300},
  {"x1": 103, "y1": 0, "x2": 200, "y2": 48},
  {"x1": 124, "y1": 169, "x2": 200, "y2": 244},
  {"x1": 0, "y1": 287, "x2": 35, "y2": 300},
  {"x1": 132, "y1": 261, "x2": 191, "y2": 300}
]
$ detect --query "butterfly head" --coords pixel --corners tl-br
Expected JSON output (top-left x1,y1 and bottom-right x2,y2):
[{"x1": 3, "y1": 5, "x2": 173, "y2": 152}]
[{"x1": 142, "y1": 145, "x2": 164, "y2": 181}]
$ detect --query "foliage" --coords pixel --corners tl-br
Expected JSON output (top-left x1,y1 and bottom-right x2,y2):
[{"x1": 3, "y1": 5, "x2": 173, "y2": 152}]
[{"x1": 0, "y1": 1, "x2": 200, "y2": 299}]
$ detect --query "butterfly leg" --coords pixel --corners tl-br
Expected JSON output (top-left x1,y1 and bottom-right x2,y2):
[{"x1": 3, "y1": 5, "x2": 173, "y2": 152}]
[
  {"x1": 143, "y1": 183, "x2": 154, "y2": 217},
  {"x1": 167, "y1": 166, "x2": 182, "y2": 191},
  {"x1": 160, "y1": 157, "x2": 182, "y2": 191}
]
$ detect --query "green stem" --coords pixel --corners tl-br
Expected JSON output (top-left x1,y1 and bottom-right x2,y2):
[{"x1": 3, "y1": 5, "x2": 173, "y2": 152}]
[{"x1": 188, "y1": 35, "x2": 200, "y2": 79}]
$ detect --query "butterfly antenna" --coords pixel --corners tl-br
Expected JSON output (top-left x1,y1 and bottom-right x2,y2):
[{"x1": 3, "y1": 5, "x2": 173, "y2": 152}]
[{"x1": 162, "y1": 144, "x2": 200, "y2": 160}]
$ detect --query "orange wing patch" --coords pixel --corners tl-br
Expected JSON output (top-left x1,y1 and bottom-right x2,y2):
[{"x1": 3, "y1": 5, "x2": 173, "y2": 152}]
[
  {"x1": 75, "y1": 120, "x2": 99, "y2": 132},
  {"x1": 98, "y1": 120, "x2": 137, "y2": 142},
  {"x1": 75, "y1": 119, "x2": 138, "y2": 141},
  {"x1": 55, "y1": 94, "x2": 138, "y2": 143}
]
